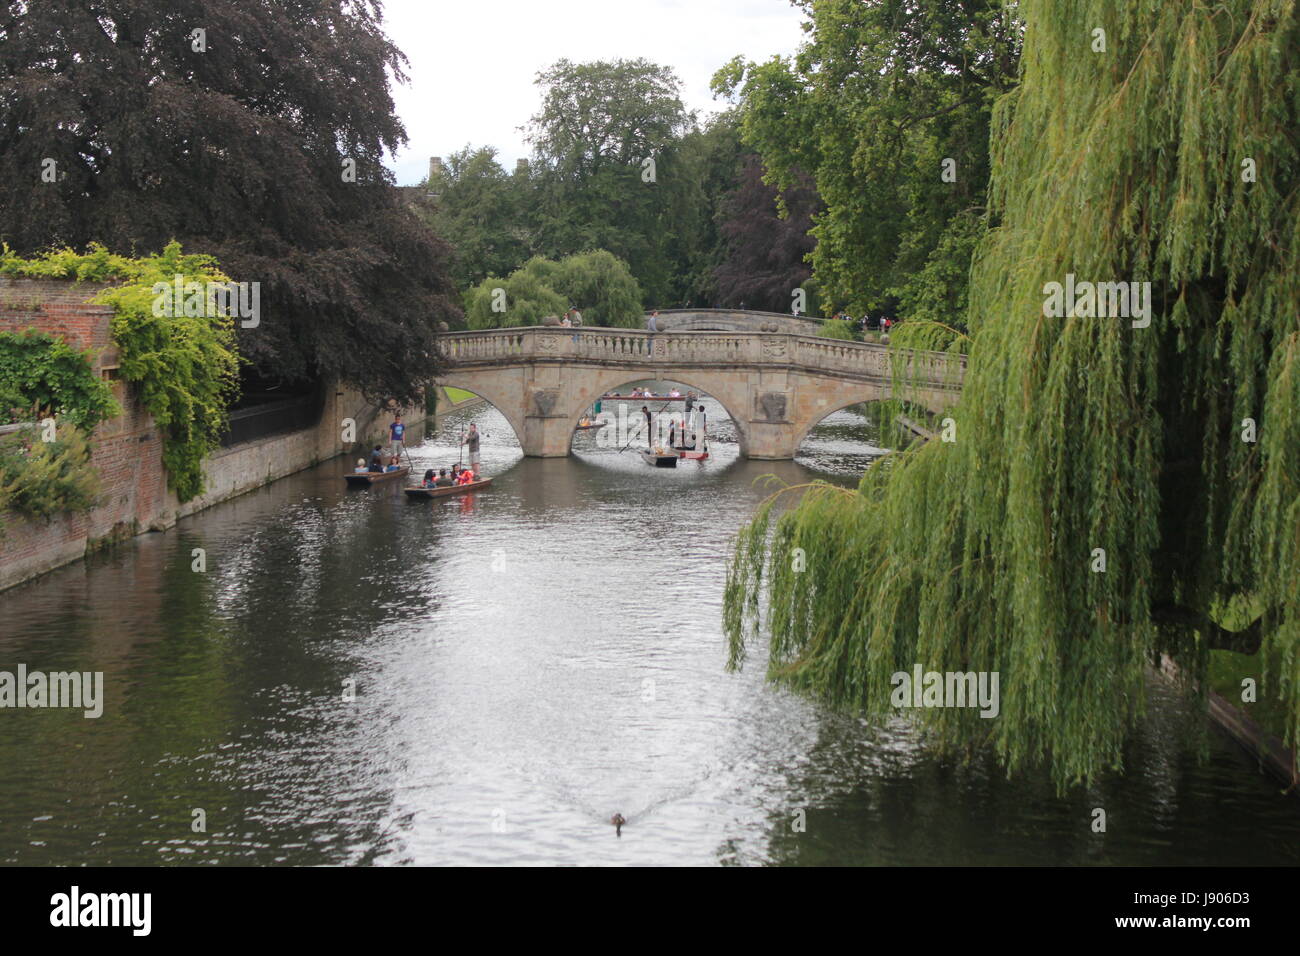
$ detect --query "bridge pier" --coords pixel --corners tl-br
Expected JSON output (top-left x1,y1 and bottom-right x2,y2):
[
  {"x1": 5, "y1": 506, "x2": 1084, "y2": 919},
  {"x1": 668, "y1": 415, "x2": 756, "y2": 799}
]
[
  {"x1": 521, "y1": 412, "x2": 575, "y2": 457},
  {"x1": 742, "y1": 420, "x2": 800, "y2": 460}
]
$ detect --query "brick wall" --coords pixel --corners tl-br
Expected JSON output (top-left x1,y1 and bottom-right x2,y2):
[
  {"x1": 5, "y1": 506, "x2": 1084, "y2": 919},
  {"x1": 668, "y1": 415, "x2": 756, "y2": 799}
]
[
  {"x1": 0, "y1": 279, "x2": 160, "y2": 590},
  {"x1": 0, "y1": 278, "x2": 424, "y2": 592}
]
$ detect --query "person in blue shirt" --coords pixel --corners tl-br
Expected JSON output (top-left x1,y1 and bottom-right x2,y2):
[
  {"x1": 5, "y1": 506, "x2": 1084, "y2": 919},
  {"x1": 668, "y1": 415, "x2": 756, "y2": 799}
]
[{"x1": 389, "y1": 412, "x2": 406, "y2": 458}]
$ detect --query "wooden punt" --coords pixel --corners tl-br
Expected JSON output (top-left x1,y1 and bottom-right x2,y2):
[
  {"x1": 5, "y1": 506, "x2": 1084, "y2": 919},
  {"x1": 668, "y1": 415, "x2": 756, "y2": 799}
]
[
  {"x1": 640, "y1": 451, "x2": 678, "y2": 468},
  {"x1": 404, "y1": 478, "x2": 493, "y2": 498},
  {"x1": 345, "y1": 466, "x2": 410, "y2": 487}
]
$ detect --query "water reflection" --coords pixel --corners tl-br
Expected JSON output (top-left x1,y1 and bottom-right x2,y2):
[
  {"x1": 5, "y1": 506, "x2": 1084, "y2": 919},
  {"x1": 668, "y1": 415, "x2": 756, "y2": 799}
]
[{"x1": 0, "y1": 394, "x2": 1296, "y2": 865}]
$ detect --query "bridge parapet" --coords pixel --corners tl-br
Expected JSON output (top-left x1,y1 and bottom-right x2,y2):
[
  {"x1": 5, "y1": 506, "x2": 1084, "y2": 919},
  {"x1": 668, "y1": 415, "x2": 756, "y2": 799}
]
[
  {"x1": 648, "y1": 308, "x2": 825, "y2": 334},
  {"x1": 441, "y1": 326, "x2": 963, "y2": 389}
]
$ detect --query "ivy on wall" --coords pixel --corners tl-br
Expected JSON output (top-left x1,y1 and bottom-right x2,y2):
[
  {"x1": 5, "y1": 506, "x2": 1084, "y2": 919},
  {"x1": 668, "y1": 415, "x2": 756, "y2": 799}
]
[
  {"x1": 0, "y1": 329, "x2": 119, "y2": 428},
  {"x1": 1, "y1": 242, "x2": 240, "y2": 502}
]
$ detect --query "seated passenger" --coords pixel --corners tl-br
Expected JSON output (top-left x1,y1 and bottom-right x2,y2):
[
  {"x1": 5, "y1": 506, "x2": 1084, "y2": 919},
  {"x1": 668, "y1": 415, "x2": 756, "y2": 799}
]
[
  {"x1": 354, "y1": 458, "x2": 368, "y2": 474},
  {"x1": 368, "y1": 445, "x2": 384, "y2": 472},
  {"x1": 435, "y1": 468, "x2": 453, "y2": 487},
  {"x1": 422, "y1": 469, "x2": 436, "y2": 488}
]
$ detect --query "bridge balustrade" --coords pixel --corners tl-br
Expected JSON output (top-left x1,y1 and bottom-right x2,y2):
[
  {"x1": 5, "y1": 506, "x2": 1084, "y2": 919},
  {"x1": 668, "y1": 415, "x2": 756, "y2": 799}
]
[{"x1": 440, "y1": 327, "x2": 962, "y2": 387}]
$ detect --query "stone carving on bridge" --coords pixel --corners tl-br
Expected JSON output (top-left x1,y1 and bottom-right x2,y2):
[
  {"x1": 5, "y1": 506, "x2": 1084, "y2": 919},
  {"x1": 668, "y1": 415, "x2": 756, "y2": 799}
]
[
  {"x1": 538, "y1": 333, "x2": 559, "y2": 352},
  {"x1": 532, "y1": 388, "x2": 560, "y2": 417},
  {"x1": 761, "y1": 336, "x2": 788, "y2": 358},
  {"x1": 757, "y1": 391, "x2": 789, "y2": 422}
]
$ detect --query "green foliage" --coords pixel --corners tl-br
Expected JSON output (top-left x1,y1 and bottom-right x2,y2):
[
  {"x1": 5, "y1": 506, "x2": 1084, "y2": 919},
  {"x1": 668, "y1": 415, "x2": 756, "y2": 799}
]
[
  {"x1": 3, "y1": 243, "x2": 239, "y2": 502},
  {"x1": 0, "y1": 1, "x2": 459, "y2": 404},
  {"x1": 725, "y1": 0, "x2": 1300, "y2": 790},
  {"x1": 553, "y1": 251, "x2": 643, "y2": 327},
  {"x1": 464, "y1": 252, "x2": 642, "y2": 329},
  {"x1": 0, "y1": 423, "x2": 100, "y2": 520},
  {"x1": 817, "y1": 318, "x2": 859, "y2": 341},
  {"x1": 526, "y1": 58, "x2": 696, "y2": 305},
  {"x1": 416, "y1": 146, "x2": 531, "y2": 293},
  {"x1": 715, "y1": 0, "x2": 1020, "y2": 324},
  {"x1": 464, "y1": 264, "x2": 569, "y2": 330},
  {"x1": 413, "y1": 67, "x2": 750, "y2": 311},
  {"x1": 0, "y1": 329, "x2": 119, "y2": 429}
]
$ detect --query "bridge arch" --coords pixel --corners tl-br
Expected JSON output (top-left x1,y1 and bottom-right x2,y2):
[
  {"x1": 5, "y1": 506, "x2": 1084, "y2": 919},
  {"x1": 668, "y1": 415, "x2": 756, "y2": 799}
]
[
  {"x1": 565, "y1": 372, "x2": 749, "y2": 456},
  {"x1": 791, "y1": 388, "x2": 891, "y2": 456},
  {"x1": 433, "y1": 374, "x2": 528, "y2": 449},
  {"x1": 790, "y1": 385, "x2": 949, "y2": 453}
]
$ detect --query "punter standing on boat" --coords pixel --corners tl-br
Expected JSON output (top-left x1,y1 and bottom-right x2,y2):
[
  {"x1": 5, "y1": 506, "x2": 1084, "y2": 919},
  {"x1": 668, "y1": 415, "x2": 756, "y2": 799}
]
[
  {"x1": 462, "y1": 423, "x2": 481, "y2": 471},
  {"x1": 641, "y1": 406, "x2": 653, "y2": 448},
  {"x1": 389, "y1": 412, "x2": 406, "y2": 458}
]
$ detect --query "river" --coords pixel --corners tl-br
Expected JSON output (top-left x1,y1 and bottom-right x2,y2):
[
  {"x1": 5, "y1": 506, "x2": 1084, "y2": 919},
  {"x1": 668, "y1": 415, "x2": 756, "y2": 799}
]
[{"x1": 1, "y1": 385, "x2": 1297, "y2": 866}]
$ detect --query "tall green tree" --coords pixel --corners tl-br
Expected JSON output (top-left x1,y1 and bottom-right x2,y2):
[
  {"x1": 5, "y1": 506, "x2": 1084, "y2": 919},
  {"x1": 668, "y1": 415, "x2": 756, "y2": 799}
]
[
  {"x1": 526, "y1": 58, "x2": 690, "y2": 305},
  {"x1": 418, "y1": 146, "x2": 530, "y2": 293},
  {"x1": 714, "y1": 0, "x2": 1021, "y2": 326},
  {"x1": 0, "y1": 0, "x2": 459, "y2": 404},
  {"x1": 726, "y1": 0, "x2": 1300, "y2": 789}
]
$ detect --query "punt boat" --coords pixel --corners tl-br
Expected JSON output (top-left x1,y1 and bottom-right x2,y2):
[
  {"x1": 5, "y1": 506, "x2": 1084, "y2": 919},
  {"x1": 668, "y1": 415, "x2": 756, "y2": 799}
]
[
  {"x1": 345, "y1": 466, "x2": 410, "y2": 487},
  {"x1": 404, "y1": 478, "x2": 493, "y2": 498}
]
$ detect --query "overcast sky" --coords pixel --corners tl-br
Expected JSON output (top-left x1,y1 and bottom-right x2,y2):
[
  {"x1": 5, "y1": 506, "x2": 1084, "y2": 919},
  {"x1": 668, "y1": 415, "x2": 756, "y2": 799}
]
[{"x1": 381, "y1": 0, "x2": 808, "y2": 185}]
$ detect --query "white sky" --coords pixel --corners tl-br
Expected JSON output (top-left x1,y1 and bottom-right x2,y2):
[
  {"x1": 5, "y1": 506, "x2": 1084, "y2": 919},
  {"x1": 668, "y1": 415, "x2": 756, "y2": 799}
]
[{"x1": 381, "y1": 0, "x2": 808, "y2": 185}]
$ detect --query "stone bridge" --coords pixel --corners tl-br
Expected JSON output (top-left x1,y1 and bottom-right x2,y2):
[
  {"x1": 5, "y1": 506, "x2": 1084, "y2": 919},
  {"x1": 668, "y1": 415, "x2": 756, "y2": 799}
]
[
  {"x1": 437, "y1": 326, "x2": 963, "y2": 459},
  {"x1": 647, "y1": 308, "x2": 826, "y2": 335}
]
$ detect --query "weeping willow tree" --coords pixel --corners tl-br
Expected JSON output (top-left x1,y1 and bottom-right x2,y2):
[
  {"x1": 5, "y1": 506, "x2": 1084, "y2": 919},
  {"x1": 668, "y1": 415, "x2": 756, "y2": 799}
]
[{"x1": 726, "y1": 0, "x2": 1300, "y2": 789}]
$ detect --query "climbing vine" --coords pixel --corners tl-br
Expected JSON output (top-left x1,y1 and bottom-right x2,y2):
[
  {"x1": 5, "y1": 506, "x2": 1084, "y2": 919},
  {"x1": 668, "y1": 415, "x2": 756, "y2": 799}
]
[
  {"x1": 0, "y1": 329, "x2": 119, "y2": 429},
  {"x1": 1, "y1": 242, "x2": 240, "y2": 501}
]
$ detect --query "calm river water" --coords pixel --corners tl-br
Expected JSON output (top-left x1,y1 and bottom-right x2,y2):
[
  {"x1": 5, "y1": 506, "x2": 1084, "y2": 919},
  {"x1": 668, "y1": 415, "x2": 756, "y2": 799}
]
[{"x1": 1, "y1": 386, "x2": 1298, "y2": 866}]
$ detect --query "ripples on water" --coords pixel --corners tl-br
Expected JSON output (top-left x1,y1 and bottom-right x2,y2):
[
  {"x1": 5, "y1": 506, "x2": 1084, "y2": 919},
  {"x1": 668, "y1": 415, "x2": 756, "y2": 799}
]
[{"x1": 0, "y1": 385, "x2": 1296, "y2": 865}]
